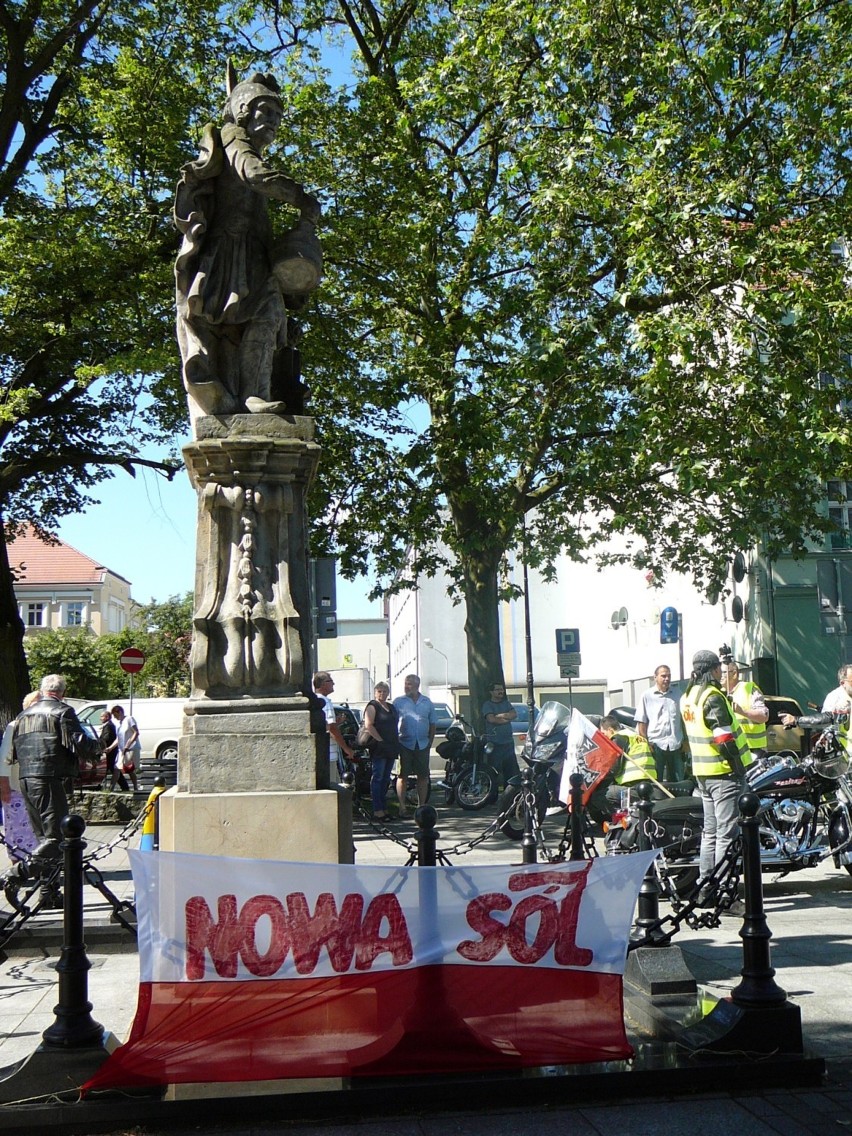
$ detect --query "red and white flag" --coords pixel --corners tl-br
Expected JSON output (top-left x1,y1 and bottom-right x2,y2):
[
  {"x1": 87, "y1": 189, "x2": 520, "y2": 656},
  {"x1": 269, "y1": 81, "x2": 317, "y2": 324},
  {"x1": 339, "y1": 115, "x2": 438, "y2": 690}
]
[
  {"x1": 85, "y1": 848, "x2": 655, "y2": 1091},
  {"x1": 559, "y1": 708, "x2": 624, "y2": 806}
]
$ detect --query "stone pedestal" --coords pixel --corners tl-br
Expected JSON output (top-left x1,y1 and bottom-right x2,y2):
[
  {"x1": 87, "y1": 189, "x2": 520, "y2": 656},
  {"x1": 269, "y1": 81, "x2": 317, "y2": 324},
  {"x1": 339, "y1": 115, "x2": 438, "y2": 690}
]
[
  {"x1": 159, "y1": 413, "x2": 348, "y2": 865},
  {"x1": 184, "y1": 414, "x2": 320, "y2": 701}
]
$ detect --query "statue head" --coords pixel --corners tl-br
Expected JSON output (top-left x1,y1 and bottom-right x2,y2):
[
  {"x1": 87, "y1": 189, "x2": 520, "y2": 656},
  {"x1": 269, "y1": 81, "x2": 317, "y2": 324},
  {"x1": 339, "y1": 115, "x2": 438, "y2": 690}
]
[{"x1": 224, "y1": 69, "x2": 283, "y2": 128}]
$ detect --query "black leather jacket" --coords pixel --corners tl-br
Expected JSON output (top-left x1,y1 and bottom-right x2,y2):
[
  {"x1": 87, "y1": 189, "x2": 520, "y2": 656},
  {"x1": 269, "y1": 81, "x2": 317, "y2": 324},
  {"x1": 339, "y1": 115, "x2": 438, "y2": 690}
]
[{"x1": 12, "y1": 696, "x2": 100, "y2": 779}]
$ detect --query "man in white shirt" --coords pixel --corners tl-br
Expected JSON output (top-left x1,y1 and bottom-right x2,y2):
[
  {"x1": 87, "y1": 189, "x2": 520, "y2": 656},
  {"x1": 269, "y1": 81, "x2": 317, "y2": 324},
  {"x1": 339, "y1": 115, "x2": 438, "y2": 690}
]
[
  {"x1": 635, "y1": 664, "x2": 687, "y2": 781},
  {"x1": 312, "y1": 671, "x2": 354, "y2": 784},
  {"x1": 111, "y1": 705, "x2": 140, "y2": 791},
  {"x1": 822, "y1": 664, "x2": 852, "y2": 714}
]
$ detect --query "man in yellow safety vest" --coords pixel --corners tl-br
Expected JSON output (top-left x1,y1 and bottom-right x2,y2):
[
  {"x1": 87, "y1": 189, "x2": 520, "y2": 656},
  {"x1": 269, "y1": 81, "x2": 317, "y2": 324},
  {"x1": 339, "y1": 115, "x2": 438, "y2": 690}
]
[
  {"x1": 721, "y1": 659, "x2": 769, "y2": 760},
  {"x1": 680, "y1": 649, "x2": 753, "y2": 914}
]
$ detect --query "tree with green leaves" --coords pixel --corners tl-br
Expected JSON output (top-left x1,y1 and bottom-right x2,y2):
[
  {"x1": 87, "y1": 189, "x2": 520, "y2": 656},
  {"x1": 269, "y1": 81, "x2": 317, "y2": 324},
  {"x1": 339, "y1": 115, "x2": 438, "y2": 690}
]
[
  {"x1": 0, "y1": 0, "x2": 279, "y2": 725},
  {"x1": 124, "y1": 592, "x2": 193, "y2": 697},
  {"x1": 268, "y1": 0, "x2": 852, "y2": 720},
  {"x1": 24, "y1": 628, "x2": 115, "y2": 698},
  {"x1": 23, "y1": 593, "x2": 192, "y2": 698}
]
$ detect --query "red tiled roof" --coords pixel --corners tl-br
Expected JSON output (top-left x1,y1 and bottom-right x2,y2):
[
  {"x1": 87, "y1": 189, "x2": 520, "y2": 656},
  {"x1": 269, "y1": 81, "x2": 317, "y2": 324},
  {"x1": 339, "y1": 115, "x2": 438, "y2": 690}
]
[{"x1": 8, "y1": 526, "x2": 130, "y2": 587}]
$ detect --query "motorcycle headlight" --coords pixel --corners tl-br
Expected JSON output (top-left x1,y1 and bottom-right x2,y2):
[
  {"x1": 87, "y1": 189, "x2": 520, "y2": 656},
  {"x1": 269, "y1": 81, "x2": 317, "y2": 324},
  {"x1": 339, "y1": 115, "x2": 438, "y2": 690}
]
[{"x1": 533, "y1": 739, "x2": 563, "y2": 764}]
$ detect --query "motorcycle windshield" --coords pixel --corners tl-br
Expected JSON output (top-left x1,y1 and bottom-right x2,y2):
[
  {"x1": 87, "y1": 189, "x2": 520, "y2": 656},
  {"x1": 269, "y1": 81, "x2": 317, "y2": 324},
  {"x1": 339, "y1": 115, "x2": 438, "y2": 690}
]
[{"x1": 530, "y1": 701, "x2": 572, "y2": 747}]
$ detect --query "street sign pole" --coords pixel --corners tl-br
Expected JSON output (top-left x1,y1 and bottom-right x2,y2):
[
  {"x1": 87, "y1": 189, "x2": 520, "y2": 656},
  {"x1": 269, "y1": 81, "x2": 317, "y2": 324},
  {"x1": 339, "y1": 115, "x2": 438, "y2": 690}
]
[
  {"x1": 118, "y1": 648, "x2": 146, "y2": 715},
  {"x1": 678, "y1": 613, "x2": 685, "y2": 683},
  {"x1": 522, "y1": 521, "x2": 536, "y2": 716}
]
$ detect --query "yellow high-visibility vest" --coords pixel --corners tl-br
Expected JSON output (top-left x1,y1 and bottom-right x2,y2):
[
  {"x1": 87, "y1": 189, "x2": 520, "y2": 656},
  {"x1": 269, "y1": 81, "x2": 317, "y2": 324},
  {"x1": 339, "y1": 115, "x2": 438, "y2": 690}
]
[
  {"x1": 680, "y1": 684, "x2": 752, "y2": 777},
  {"x1": 613, "y1": 730, "x2": 657, "y2": 785},
  {"x1": 731, "y1": 680, "x2": 768, "y2": 751}
]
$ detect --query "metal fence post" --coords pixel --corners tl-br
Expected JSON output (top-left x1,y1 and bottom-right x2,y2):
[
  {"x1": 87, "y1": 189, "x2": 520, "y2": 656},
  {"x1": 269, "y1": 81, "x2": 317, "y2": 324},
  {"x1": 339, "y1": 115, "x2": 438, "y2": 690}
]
[
  {"x1": 41, "y1": 815, "x2": 104, "y2": 1048},
  {"x1": 631, "y1": 781, "x2": 666, "y2": 944},
  {"x1": 415, "y1": 805, "x2": 438, "y2": 866},
  {"x1": 569, "y1": 772, "x2": 586, "y2": 861},
  {"x1": 521, "y1": 767, "x2": 537, "y2": 863},
  {"x1": 731, "y1": 791, "x2": 787, "y2": 1007}
]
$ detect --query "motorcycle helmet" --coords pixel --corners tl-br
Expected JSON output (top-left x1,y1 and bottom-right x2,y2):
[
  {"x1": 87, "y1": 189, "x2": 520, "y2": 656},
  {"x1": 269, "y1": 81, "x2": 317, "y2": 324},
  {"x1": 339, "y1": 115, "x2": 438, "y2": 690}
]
[{"x1": 445, "y1": 725, "x2": 465, "y2": 745}]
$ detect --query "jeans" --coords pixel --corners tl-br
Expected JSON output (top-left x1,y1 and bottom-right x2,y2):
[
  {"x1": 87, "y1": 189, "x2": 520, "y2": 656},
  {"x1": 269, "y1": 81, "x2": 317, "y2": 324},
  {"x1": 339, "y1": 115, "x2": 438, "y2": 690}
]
[
  {"x1": 370, "y1": 755, "x2": 394, "y2": 813},
  {"x1": 652, "y1": 745, "x2": 684, "y2": 782},
  {"x1": 490, "y1": 743, "x2": 519, "y2": 785},
  {"x1": 697, "y1": 775, "x2": 744, "y2": 881}
]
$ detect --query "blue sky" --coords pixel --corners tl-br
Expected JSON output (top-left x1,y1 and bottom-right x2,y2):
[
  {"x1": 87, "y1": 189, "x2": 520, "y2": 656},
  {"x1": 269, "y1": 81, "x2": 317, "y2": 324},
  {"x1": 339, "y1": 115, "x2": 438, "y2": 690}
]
[{"x1": 55, "y1": 459, "x2": 381, "y2": 620}]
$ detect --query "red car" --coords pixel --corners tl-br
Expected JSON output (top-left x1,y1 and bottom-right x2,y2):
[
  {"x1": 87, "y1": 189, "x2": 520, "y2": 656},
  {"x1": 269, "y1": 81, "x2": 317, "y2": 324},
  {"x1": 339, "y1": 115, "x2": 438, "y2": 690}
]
[{"x1": 71, "y1": 722, "x2": 109, "y2": 789}]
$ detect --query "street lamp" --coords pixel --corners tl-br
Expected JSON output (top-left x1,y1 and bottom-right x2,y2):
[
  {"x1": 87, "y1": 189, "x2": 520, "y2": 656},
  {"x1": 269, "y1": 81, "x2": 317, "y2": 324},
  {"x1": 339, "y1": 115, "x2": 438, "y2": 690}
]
[{"x1": 423, "y1": 637, "x2": 449, "y2": 687}]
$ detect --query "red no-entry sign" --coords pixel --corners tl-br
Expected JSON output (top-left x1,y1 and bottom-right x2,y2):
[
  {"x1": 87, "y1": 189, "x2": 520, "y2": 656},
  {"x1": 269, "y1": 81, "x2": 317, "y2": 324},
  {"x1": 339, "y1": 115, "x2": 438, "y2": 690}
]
[{"x1": 119, "y1": 647, "x2": 146, "y2": 674}]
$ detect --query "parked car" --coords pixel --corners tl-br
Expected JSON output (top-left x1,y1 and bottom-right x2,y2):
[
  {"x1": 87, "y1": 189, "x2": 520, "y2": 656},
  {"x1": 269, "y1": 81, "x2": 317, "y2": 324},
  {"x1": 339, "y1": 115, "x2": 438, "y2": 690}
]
[
  {"x1": 510, "y1": 702, "x2": 539, "y2": 753},
  {"x1": 431, "y1": 702, "x2": 455, "y2": 737},
  {"x1": 764, "y1": 695, "x2": 805, "y2": 756},
  {"x1": 72, "y1": 722, "x2": 109, "y2": 788}
]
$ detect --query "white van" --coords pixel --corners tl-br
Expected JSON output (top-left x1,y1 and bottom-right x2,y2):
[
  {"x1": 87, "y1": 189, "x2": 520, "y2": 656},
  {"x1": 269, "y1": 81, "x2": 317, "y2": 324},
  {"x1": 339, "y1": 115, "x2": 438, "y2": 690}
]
[{"x1": 76, "y1": 697, "x2": 185, "y2": 787}]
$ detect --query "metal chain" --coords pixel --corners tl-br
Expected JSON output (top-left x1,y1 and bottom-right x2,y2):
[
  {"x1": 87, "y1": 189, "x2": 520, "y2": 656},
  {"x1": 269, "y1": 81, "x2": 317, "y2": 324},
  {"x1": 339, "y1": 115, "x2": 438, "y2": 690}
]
[
  {"x1": 626, "y1": 837, "x2": 743, "y2": 948},
  {"x1": 82, "y1": 798, "x2": 155, "y2": 865},
  {"x1": 83, "y1": 864, "x2": 138, "y2": 938},
  {"x1": 0, "y1": 861, "x2": 64, "y2": 951}
]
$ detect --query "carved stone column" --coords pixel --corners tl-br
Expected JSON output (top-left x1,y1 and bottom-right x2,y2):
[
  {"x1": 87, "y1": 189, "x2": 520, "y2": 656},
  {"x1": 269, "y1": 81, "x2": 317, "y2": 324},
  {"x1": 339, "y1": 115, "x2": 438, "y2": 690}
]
[{"x1": 160, "y1": 413, "x2": 351, "y2": 864}]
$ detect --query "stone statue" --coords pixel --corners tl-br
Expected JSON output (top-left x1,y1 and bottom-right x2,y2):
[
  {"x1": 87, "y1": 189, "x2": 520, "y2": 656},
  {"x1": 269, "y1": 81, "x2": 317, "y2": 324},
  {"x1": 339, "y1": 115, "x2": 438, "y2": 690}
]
[{"x1": 175, "y1": 65, "x2": 322, "y2": 429}]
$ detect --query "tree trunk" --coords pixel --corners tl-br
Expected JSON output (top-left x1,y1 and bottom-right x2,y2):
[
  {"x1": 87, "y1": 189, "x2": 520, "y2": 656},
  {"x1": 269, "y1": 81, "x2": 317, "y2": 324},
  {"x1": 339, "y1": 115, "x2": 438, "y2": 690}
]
[
  {"x1": 460, "y1": 552, "x2": 507, "y2": 732},
  {"x1": 0, "y1": 516, "x2": 30, "y2": 730}
]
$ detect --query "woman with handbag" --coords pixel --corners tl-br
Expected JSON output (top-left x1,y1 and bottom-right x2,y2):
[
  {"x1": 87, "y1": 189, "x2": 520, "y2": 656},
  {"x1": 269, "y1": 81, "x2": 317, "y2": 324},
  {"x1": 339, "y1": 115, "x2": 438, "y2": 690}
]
[{"x1": 362, "y1": 682, "x2": 399, "y2": 821}]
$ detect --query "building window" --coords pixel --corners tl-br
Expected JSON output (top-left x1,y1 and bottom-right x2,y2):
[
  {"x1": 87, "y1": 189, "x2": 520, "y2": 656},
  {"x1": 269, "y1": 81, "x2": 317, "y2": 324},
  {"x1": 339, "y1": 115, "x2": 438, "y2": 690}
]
[
  {"x1": 108, "y1": 602, "x2": 126, "y2": 632},
  {"x1": 65, "y1": 601, "x2": 85, "y2": 627},
  {"x1": 826, "y1": 480, "x2": 852, "y2": 549},
  {"x1": 25, "y1": 603, "x2": 44, "y2": 627}
]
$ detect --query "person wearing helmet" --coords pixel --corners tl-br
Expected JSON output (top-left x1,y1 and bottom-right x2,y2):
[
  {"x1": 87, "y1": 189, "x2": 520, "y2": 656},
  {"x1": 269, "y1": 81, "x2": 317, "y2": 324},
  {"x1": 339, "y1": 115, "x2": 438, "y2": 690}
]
[{"x1": 681, "y1": 649, "x2": 752, "y2": 913}]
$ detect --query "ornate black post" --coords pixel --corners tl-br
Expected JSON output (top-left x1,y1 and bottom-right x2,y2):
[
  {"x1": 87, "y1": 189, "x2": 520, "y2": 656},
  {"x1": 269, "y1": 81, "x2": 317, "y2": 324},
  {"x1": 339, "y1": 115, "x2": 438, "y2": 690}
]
[
  {"x1": 731, "y1": 791, "x2": 787, "y2": 1007},
  {"x1": 569, "y1": 772, "x2": 585, "y2": 861},
  {"x1": 415, "y1": 805, "x2": 438, "y2": 866},
  {"x1": 521, "y1": 767, "x2": 537, "y2": 864},
  {"x1": 42, "y1": 815, "x2": 104, "y2": 1048},
  {"x1": 631, "y1": 781, "x2": 665, "y2": 943}
]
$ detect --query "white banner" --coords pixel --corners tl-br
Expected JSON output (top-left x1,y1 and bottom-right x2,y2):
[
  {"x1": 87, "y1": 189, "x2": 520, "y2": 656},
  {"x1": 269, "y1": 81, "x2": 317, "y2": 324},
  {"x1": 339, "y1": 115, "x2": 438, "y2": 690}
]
[{"x1": 130, "y1": 849, "x2": 656, "y2": 984}]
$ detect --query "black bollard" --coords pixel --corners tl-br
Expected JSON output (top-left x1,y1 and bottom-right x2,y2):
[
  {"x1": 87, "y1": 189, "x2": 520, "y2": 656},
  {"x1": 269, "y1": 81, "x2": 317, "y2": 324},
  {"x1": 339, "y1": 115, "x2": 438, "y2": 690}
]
[
  {"x1": 569, "y1": 772, "x2": 585, "y2": 861},
  {"x1": 679, "y1": 790, "x2": 803, "y2": 1055},
  {"x1": 731, "y1": 791, "x2": 787, "y2": 1007},
  {"x1": 631, "y1": 781, "x2": 666, "y2": 945},
  {"x1": 415, "y1": 805, "x2": 438, "y2": 866},
  {"x1": 521, "y1": 767, "x2": 537, "y2": 864},
  {"x1": 42, "y1": 815, "x2": 104, "y2": 1048}
]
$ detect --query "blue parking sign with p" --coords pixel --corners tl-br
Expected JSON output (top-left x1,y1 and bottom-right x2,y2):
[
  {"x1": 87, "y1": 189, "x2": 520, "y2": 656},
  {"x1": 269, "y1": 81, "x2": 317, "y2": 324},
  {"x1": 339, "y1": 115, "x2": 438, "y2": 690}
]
[{"x1": 556, "y1": 628, "x2": 580, "y2": 654}]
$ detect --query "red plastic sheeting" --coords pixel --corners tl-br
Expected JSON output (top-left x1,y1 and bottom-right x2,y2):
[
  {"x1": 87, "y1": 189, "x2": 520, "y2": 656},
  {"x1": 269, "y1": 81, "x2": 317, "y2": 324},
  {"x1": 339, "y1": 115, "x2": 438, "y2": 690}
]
[{"x1": 85, "y1": 966, "x2": 628, "y2": 1089}]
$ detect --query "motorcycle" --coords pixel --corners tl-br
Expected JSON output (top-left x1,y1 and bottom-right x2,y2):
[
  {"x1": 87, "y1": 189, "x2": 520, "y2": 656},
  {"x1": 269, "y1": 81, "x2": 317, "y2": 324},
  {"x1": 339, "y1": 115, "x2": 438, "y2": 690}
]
[
  {"x1": 496, "y1": 700, "x2": 571, "y2": 839},
  {"x1": 605, "y1": 713, "x2": 852, "y2": 893},
  {"x1": 434, "y1": 716, "x2": 499, "y2": 811}
]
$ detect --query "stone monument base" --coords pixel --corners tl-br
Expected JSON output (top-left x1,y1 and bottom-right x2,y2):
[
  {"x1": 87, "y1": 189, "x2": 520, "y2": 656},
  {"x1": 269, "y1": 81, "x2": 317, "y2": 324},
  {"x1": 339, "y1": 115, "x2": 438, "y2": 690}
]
[{"x1": 158, "y1": 785, "x2": 353, "y2": 864}]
